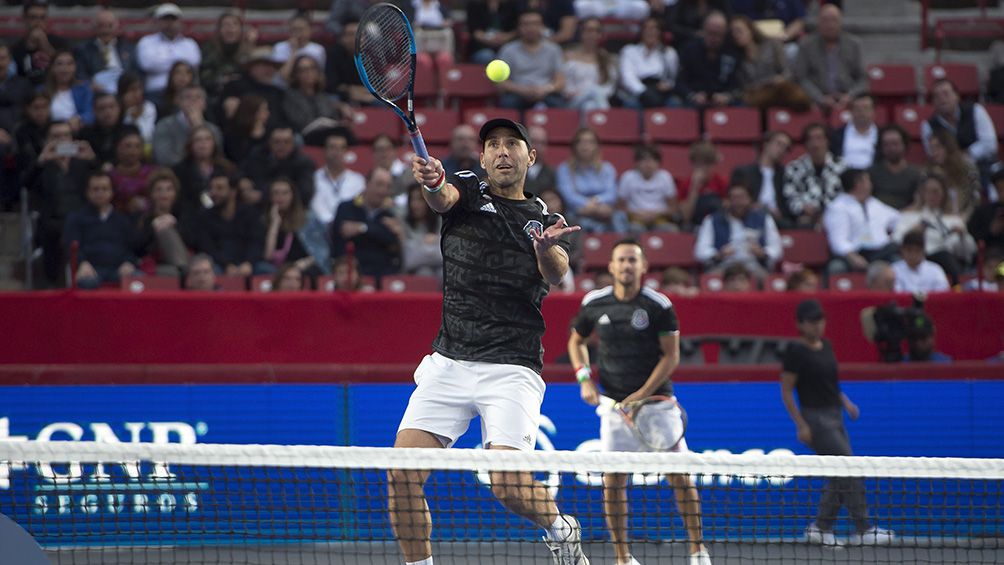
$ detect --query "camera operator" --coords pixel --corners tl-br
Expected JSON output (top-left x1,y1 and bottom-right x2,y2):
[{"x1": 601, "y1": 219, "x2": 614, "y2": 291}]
[{"x1": 903, "y1": 312, "x2": 952, "y2": 363}]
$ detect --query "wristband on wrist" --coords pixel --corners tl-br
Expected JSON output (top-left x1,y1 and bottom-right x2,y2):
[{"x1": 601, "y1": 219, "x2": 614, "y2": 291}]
[
  {"x1": 424, "y1": 171, "x2": 446, "y2": 193},
  {"x1": 575, "y1": 366, "x2": 591, "y2": 384}
]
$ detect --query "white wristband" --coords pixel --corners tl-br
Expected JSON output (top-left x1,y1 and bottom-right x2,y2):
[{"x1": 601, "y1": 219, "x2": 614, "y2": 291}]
[{"x1": 575, "y1": 366, "x2": 591, "y2": 384}]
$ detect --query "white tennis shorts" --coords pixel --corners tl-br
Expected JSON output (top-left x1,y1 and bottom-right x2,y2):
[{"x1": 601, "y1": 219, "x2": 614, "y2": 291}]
[
  {"x1": 598, "y1": 396, "x2": 689, "y2": 453},
  {"x1": 397, "y1": 352, "x2": 546, "y2": 451}
]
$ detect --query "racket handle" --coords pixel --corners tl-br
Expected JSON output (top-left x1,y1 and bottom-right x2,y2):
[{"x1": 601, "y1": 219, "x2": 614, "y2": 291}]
[{"x1": 409, "y1": 129, "x2": 429, "y2": 160}]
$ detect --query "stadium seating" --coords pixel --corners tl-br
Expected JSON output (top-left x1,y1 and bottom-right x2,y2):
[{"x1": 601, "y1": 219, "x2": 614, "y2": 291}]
[
  {"x1": 829, "y1": 105, "x2": 891, "y2": 129},
  {"x1": 251, "y1": 275, "x2": 274, "y2": 292},
  {"x1": 602, "y1": 145, "x2": 635, "y2": 174},
  {"x1": 767, "y1": 108, "x2": 825, "y2": 139},
  {"x1": 381, "y1": 275, "x2": 442, "y2": 292},
  {"x1": 717, "y1": 144, "x2": 757, "y2": 173},
  {"x1": 780, "y1": 230, "x2": 830, "y2": 270},
  {"x1": 546, "y1": 144, "x2": 572, "y2": 166},
  {"x1": 763, "y1": 274, "x2": 788, "y2": 293},
  {"x1": 867, "y1": 64, "x2": 919, "y2": 107},
  {"x1": 462, "y1": 107, "x2": 520, "y2": 131},
  {"x1": 660, "y1": 145, "x2": 692, "y2": 178},
  {"x1": 525, "y1": 109, "x2": 581, "y2": 145},
  {"x1": 828, "y1": 272, "x2": 868, "y2": 291},
  {"x1": 351, "y1": 108, "x2": 402, "y2": 143},
  {"x1": 414, "y1": 109, "x2": 460, "y2": 144},
  {"x1": 344, "y1": 147, "x2": 375, "y2": 174},
  {"x1": 924, "y1": 63, "x2": 981, "y2": 100},
  {"x1": 317, "y1": 276, "x2": 377, "y2": 293},
  {"x1": 585, "y1": 109, "x2": 641, "y2": 144},
  {"x1": 893, "y1": 104, "x2": 936, "y2": 139},
  {"x1": 643, "y1": 108, "x2": 700, "y2": 144},
  {"x1": 573, "y1": 274, "x2": 599, "y2": 293},
  {"x1": 699, "y1": 272, "x2": 725, "y2": 292},
  {"x1": 703, "y1": 108, "x2": 761, "y2": 143},
  {"x1": 580, "y1": 233, "x2": 623, "y2": 271},
  {"x1": 413, "y1": 57, "x2": 439, "y2": 102},
  {"x1": 640, "y1": 232, "x2": 698, "y2": 270},
  {"x1": 120, "y1": 276, "x2": 180, "y2": 293},
  {"x1": 302, "y1": 146, "x2": 324, "y2": 168},
  {"x1": 440, "y1": 63, "x2": 497, "y2": 106}
]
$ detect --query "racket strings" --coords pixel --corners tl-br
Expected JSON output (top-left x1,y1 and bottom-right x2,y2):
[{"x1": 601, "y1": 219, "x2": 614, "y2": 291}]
[{"x1": 357, "y1": 8, "x2": 413, "y2": 101}]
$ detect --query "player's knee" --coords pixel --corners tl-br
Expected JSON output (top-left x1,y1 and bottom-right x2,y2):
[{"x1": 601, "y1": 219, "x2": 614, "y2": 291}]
[
  {"x1": 387, "y1": 468, "x2": 425, "y2": 493},
  {"x1": 603, "y1": 473, "x2": 629, "y2": 489},
  {"x1": 488, "y1": 472, "x2": 521, "y2": 504},
  {"x1": 668, "y1": 473, "x2": 694, "y2": 489}
]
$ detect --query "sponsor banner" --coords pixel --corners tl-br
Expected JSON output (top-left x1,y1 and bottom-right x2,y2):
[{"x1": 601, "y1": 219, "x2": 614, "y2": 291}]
[{"x1": 0, "y1": 381, "x2": 1000, "y2": 546}]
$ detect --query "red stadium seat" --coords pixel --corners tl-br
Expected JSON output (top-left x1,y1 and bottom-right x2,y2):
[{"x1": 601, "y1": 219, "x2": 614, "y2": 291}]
[
  {"x1": 316, "y1": 276, "x2": 377, "y2": 293},
  {"x1": 251, "y1": 275, "x2": 274, "y2": 292},
  {"x1": 905, "y1": 142, "x2": 928, "y2": 166},
  {"x1": 660, "y1": 145, "x2": 691, "y2": 178},
  {"x1": 440, "y1": 63, "x2": 496, "y2": 103},
  {"x1": 120, "y1": 275, "x2": 179, "y2": 292},
  {"x1": 585, "y1": 109, "x2": 641, "y2": 144},
  {"x1": 217, "y1": 276, "x2": 249, "y2": 292},
  {"x1": 783, "y1": 144, "x2": 805, "y2": 164},
  {"x1": 985, "y1": 104, "x2": 1004, "y2": 140},
  {"x1": 462, "y1": 107, "x2": 520, "y2": 131},
  {"x1": 829, "y1": 272, "x2": 867, "y2": 291},
  {"x1": 414, "y1": 109, "x2": 460, "y2": 145},
  {"x1": 867, "y1": 64, "x2": 919, "y2": 106},
  {"x1": 525, "y1": 109, "x2": 581, "y2": 145},
  {"x1": 643, "y1": 108, "x2": 699, "y2": 144},
  {"x1": 640, "y1": 232, "x2": 698, "y2": 270},
  {"x1": 302, "y1": 145, "x2": 324, "y2": 168},
  {"x1": 573, "y1": 274, "x2": 599, "y2": 292},
  {"x1": 602, "y1": 145, "x2": 635, "y2": 174},
  {"x1": 767, "y1": 108, "x2": 825, "y2": 139},
  {"x1": 780, "y1": 230, "x2": 829, "y2": 269},
  {"x1": 763, "y1": 273, "x2": 788, "y2": 293},
  {"x1": 344, "y1": 146, "x2": 375, "y2": 175},
  {"x1": 413, "y1": 56, "x2": 439, "y2": 101},
  {"x1": 351, "y1": 108, "x2": 402, "y2": 143},
  {"x1": 829, "y1": 105, "x2": 890, "y2": 129},
  {"x1": 703, "y1": 107, "x2": 761, "y2": 143},
  {"x1": 642, "y1": 273, "x2": 662, "y2": 290},
  {"x1": 544, "y1": 144, "x2": 572, "y2": 167},
  {"x1": 699, "y1": 272, "x2": 724, "y2": 292},
  {"x1": 581, "y1": 232, "x2": 623, "y2": 271},
  {"x1": 924, "y1": 63, "x2": 980, "y2": 101},
  {"x1": 892, "y1": 104, "x2": 935, "y2": 140},
  {"x1": 381, "y1": 275, "x2": 441, "y2": 292},
  {"x1": 717, "y1": 144, "x2": 757, "y2": 174}
]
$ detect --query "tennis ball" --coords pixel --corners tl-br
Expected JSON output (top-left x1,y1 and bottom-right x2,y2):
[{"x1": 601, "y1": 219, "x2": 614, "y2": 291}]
[{"x1": 486, "y1": 59, "x2": 510, "y2": 83}]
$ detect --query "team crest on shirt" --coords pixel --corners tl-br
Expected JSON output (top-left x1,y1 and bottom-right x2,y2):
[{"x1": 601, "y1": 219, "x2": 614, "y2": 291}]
[
  {"x1": 631, "y1": 309, "x2": 650, "y2": 330},
  {"x1": 523, "y1": 220, "x2": 544, "y2": 240}
]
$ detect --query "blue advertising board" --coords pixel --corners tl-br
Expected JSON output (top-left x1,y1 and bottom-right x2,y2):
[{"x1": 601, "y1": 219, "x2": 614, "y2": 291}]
[{"x1": 0, "y1": 381, "x2": 1001, "y2": 548}]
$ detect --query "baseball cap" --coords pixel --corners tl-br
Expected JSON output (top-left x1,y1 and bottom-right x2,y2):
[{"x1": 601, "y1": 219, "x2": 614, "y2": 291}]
[
  {"x1": 795, "y1": 299, "x2": 825, "y2": 322},
  {"x1": 478, "y1": 118, "x2": 532, "y2": 150},
  {"x1": 242, "y1": 46, "x2": 282, "y2": 67},
  {"x1": 153, "y1": 3, "x2": 182, "y2": 19}
]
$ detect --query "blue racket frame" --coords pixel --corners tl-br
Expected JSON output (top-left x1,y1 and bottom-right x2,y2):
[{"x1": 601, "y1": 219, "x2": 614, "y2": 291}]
[{"x1": 354, "y1": 3, "x2": 430, "y2": 159}]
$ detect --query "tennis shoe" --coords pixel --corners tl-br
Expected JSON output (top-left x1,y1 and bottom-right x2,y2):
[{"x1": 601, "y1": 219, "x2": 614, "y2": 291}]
[
  {"x1": 689, "y1": 549, "x2": 712, "y2": 565},
  {"x1": 804, "y1": 523, "x2": 841, "y2": 546},
  {"x1": 544, "y1": 514, "x2": 589, "y2": 565},
  {"x1": 848, "y1": 526, "x2": 895, "y2": 546}
]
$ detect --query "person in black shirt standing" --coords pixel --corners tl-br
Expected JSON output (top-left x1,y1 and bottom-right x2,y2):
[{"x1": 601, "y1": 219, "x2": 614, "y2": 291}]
[
  {"x1": 568, "y1": 239, "x2": 711, "y2": 565},
  {"x1": 781, "y1": 299, "x2": 894, "y2": 547},
  {"x1": 391, "y1": 118, "x2": 587, "y2": 565}
]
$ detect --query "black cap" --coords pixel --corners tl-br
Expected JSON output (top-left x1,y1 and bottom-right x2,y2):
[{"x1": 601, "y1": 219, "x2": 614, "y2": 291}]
[
  {"x1": 478, "y1": 118, "x2": 532, "y2": 150},
  {"x1": 796, "y1": 299, "x2": 825, "y2": 322}
]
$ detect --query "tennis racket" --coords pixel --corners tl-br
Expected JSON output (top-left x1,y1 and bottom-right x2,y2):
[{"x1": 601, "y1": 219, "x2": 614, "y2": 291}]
[
  {"x1": 354, "y1": 3, "x2": 429, "y2": 160},
  {"x1": 604, "y1": 395, "x2": 688, "y2": 452}
]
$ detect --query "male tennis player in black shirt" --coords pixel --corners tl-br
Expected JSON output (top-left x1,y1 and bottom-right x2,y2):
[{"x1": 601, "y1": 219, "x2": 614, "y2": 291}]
[
  {"x1": 389, "y1": 118, "x2": 587, "y2": 565},
  {"x1": 781, "y1": 299, "x2": 894, "y2": 547},
  {"x1": 568, "y1": 239, "x2": 711, "y2": 565}
]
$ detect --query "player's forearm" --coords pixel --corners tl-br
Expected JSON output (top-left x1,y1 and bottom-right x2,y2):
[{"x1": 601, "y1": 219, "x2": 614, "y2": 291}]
[
  {"x1": 638, "y1": 356, "x2": 677, "y2": 398},
  {"x1": 421, "y1": 182, "x2": 459, "y2": 214},
  {"x1": 781, "y1": 386, "x2": 806, "y2": 427},
  {"x1": 567, "y1": 334, "x2": 590, "y2": 373},
  {"x1": 536, "y1": 245, "x2": 568, "y2": 286}
]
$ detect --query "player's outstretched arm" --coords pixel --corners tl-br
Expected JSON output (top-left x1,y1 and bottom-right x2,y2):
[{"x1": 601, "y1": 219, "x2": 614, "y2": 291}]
[
  {"x1": 412, "y1": 155, "x2": 459, "y2": 214},
  {"x1": 531, "y1": 216, "x2": 580, "y2": 285}
]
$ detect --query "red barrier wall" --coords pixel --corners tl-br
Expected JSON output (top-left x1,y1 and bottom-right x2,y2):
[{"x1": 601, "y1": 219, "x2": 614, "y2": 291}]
[{"x1": 0, "y1": 290, "x2": 1001, "y2": 365}]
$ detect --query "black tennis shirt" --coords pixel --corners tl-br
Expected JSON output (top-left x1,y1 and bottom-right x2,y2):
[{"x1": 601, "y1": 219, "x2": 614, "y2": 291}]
[{"x1": 431, "y1": 170, "x2": 570, "y2": 374}]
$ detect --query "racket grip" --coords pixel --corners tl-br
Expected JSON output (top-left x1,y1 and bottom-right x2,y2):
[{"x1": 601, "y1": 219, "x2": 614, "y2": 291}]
[{"x1": 409, "y1": 130, "x2": 429, "y2": 160}]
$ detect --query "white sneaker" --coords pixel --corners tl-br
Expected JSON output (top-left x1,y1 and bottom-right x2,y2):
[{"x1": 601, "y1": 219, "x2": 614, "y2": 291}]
[
  {"x1": 689, "y1": 549, "x2": 712, "y2": 565},
  {"x1": 804, "y1": 523, "x2": 841, "y2": 546},
  {"x1": 543, "y1": 514, "x2": 590, "y2": 565},
  {"x1": 848, "y1": 526, "x2": 895, "y2": 546}
]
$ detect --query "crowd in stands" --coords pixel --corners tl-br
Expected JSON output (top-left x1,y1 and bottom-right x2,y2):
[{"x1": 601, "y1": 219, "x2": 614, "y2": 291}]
[{"x1": 1, "y1": 0, "x2": 1003, "y2": 295}]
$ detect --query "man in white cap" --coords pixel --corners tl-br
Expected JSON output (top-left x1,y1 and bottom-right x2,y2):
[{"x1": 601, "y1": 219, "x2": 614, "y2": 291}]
[{"x1": 135, "y1": 3, "x2": 201, "y2": 99}]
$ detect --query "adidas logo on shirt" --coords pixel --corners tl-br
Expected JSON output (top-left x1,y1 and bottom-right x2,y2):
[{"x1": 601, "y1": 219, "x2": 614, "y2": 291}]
[
  {"x1": 598, "y1": 314, "x2": 611, "y2": 325},
  {"x1": 480, "y1": 202, "x2": 497, "y2": 214}
]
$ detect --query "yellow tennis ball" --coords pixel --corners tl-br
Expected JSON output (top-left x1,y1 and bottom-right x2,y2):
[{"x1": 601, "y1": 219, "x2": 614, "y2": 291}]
[{"x1": 486, "y1": 59, "x2": 510, "y2": 83}]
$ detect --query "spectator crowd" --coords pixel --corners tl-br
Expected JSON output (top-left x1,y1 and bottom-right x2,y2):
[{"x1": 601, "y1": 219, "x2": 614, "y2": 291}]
[{"x1": 1, "y1": 0, "x2": 1003, "y2": 295}]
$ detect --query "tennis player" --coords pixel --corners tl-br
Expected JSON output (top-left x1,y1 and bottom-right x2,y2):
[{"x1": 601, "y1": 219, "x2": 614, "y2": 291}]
[
  {"x1": 390, "y1": 118, "x2": 587, "y2": 565},
  {"x1": 568, "y1": 239, "x2": 712, "y2": 565},
  {"x1": 781, "y1": 299, "x2": 895, "y2": 546}
]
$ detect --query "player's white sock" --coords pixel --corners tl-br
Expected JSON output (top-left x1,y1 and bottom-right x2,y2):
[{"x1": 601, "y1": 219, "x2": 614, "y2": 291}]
[
  {"x1": 405, "y1": 558, "x2": 433, "y2": 565},
  {"x1": 546, "y1": 514, "x2": 572, "y2": 541}
]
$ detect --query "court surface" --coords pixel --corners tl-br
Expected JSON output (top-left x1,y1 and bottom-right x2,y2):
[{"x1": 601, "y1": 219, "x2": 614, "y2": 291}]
[{"x1": 47, "y1": 539, "x2": 1004, "y2": 564}]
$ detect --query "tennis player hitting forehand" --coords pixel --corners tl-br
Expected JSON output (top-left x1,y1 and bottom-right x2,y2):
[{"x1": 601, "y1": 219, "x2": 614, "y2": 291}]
[
  {"x1": 389, "y1": 118, "x2": 587, "y2": 565},
  {"x1": 568, "y1": 239, "x2": 711, "y2": 565}
]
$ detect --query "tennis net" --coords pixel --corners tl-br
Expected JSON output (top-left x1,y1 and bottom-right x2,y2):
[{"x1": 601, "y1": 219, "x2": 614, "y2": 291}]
[{"x1": 1, "y1": 440, "x2": 1001, "y2": 564}]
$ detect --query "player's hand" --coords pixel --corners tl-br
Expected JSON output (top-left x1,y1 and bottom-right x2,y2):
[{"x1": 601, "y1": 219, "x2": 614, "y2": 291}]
[
  {"x1": 796, "y1": 423, "x2": 812, "y2": 446},
  {"x1": 579, "y1": 379, "x2": 600, "y2": 406},
  {"x1": 412, "y1": 154, "x2": 444, "y2": 188},
  {"x1": 531, "y1": 215, "x2": 580, "y2": 253},
  {"x1": 845, "y1": 402, "x2": 860, "y2": 421}
]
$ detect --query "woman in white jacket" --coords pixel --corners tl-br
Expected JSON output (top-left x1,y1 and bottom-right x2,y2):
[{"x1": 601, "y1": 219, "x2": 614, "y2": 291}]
[{"x1": 893, "y1": 174, "x2": 977, "y2": 284}]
